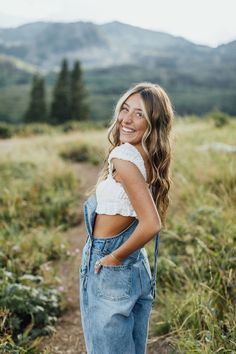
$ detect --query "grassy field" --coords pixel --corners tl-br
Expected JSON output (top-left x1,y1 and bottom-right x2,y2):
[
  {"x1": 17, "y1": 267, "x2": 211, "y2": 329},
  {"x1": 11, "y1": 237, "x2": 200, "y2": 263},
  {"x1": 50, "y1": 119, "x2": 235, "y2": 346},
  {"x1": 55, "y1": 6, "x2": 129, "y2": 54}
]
[
  {"x1": 147, "y1": 117, "x2": 236, "y2": 352},
  {"x1": 0, "y1": 117, "x2": 235, "y2": 353}
]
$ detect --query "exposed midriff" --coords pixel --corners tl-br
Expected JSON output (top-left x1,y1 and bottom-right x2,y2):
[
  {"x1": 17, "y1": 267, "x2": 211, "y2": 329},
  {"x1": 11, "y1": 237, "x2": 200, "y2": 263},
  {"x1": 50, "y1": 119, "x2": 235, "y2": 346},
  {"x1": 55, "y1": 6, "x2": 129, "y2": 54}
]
[{"x1": 92, "y1": 213, "x2": 136, "y2": 238}]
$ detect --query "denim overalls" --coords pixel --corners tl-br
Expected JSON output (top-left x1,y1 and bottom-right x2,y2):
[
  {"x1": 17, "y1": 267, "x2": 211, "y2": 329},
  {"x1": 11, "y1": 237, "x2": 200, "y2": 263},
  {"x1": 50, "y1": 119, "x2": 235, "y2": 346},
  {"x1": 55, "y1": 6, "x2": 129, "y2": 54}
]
[{"x1": 79, "y1": 194, "x2": 160, "y2": 354}]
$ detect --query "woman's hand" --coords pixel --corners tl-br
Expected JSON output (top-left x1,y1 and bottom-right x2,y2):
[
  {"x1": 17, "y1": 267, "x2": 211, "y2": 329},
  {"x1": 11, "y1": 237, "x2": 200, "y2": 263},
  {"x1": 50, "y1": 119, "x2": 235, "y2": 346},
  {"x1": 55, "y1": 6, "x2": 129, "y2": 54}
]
[{"x1": 94, "y1": 253, "x2": 123, "y2": 274}]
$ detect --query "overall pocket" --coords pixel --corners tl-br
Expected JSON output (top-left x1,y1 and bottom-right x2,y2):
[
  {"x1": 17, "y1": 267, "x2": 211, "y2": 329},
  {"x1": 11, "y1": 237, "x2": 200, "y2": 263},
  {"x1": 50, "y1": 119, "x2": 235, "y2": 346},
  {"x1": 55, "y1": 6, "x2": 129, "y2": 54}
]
[{"x1": 96, "y1": 264, "x2": 132, "y2": 301}]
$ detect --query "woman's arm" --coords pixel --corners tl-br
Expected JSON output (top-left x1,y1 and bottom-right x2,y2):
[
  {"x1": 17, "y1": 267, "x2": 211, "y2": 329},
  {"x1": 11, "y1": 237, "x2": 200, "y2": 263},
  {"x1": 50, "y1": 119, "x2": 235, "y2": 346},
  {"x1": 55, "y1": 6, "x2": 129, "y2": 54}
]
[{"x1": 111, "y1": 157, "x2": 162, "y2": 262}]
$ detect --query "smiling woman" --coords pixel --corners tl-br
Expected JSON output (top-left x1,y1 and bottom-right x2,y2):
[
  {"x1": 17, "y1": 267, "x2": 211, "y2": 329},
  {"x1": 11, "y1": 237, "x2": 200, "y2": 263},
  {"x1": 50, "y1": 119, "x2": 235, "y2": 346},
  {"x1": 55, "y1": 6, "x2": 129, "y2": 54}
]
[
  {"x1": 118, "y1": 94, "x2": 148, "y2": 145},
  {"x1": 92, "y1": 93, "x2": 152, "y2": 238},
  {"x1": 79, "y1": 81, "x2": 174, "y2": 354}
]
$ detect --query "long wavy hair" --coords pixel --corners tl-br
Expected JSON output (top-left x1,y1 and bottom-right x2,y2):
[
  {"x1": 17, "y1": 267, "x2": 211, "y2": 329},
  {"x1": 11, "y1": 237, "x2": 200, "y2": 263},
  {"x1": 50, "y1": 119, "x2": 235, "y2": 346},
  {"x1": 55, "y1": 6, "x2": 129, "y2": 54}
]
[{"x1": 87, "y1": 82, "x2": 174, "y2": 226}]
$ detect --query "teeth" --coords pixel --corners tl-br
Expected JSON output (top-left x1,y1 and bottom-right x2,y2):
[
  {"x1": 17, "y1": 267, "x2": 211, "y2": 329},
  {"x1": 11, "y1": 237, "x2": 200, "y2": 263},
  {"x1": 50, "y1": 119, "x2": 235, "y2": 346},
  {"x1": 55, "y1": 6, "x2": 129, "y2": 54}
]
[{"x1": 122, "y1": 126, "x2": 135, "y2": 133}]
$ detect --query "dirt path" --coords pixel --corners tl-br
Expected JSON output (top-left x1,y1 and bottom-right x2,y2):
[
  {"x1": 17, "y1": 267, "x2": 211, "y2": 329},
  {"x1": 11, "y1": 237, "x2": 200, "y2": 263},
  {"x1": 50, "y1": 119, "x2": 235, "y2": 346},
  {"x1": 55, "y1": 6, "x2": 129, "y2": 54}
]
[{"x1": 39, "y1": 162, "x2": 170, "y2": 354}]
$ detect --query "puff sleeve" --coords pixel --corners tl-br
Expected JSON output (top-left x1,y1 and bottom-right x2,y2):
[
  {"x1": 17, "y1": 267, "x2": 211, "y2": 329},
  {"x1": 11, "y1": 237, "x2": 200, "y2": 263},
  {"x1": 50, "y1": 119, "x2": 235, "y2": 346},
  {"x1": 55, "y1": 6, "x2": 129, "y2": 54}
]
[{"x1": 108, "y1": 142, "x2": 147, "y2": 181}]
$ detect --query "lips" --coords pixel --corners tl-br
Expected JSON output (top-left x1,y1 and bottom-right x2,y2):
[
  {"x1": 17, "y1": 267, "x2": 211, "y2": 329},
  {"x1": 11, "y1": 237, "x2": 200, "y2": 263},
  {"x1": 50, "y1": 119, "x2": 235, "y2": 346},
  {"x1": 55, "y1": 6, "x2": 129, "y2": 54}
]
[{"x1": 120, "y1": 125, "x2": 136, "y2": 133}]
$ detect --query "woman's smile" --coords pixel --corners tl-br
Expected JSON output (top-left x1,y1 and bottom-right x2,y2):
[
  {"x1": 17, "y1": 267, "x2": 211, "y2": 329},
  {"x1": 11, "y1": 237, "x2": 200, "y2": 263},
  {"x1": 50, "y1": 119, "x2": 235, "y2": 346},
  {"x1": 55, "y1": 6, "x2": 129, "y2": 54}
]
[{"x1": 120, "y1": 125, "x2": 136, "y2": 134}]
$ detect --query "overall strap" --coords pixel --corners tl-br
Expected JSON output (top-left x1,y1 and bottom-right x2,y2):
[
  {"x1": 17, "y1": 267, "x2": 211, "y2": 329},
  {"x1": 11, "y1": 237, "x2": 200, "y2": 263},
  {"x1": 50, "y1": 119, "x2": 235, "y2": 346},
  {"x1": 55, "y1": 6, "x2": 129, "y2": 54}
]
[
  {"x1": 83, "y1": 194, "x2": 97, "y2": 237},
  {"x1": 150, "y1": 232, "x2": 160, "y2": 301}
]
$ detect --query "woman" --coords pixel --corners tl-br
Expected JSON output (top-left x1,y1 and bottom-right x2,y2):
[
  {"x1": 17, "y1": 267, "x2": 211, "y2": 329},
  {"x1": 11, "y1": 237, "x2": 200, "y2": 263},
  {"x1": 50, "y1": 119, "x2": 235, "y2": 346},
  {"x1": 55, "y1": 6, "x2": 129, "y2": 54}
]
[{"x1": 79, "y1": 82, "x2": 174, "y2": 354}]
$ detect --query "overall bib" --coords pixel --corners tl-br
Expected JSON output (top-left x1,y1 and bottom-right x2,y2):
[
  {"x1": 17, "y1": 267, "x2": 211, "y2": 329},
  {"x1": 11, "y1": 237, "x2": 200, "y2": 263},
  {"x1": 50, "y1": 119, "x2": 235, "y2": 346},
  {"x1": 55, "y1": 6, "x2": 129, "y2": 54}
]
[{"x1": 79, "y1": 194, "x2": 160, "y2": 354}]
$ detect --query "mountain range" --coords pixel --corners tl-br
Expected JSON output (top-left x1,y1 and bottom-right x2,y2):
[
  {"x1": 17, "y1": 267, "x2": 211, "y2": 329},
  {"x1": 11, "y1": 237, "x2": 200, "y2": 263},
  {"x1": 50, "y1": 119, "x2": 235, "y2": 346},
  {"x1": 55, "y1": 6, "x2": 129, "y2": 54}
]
[
  {"x1": 0, "y1": 20, "x2": 235, "y2": 121},
  {"x1": 1, "y1": 20, "x2": 234, "y2": 70}
]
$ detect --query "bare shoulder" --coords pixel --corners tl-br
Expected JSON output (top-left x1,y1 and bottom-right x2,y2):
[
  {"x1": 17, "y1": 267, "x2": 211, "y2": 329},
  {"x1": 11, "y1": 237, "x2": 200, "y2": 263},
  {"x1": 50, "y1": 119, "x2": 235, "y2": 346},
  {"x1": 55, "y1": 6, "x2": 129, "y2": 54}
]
[
  {"x1": 109, "y1": 143, "x2": 147, "y2": 182},
  {"x1": 112, "y1": 158, "x2": 161, "y2": 229}
]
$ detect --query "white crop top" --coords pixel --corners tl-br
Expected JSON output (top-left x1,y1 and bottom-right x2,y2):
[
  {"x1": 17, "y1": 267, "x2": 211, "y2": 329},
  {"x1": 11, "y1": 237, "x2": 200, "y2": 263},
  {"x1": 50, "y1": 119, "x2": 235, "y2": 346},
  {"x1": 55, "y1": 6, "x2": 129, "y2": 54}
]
[{"x1": 95, "y1": 142, "x2": 148, "y2": 218}]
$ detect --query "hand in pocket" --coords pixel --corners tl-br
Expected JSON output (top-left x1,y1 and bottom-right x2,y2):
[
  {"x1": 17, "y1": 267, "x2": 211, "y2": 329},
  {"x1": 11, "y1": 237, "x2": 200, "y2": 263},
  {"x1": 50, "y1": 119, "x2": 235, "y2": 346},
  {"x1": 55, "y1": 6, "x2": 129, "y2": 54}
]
[{"x1": 94, "y1": 253, "x2": 123, "y2": 273}]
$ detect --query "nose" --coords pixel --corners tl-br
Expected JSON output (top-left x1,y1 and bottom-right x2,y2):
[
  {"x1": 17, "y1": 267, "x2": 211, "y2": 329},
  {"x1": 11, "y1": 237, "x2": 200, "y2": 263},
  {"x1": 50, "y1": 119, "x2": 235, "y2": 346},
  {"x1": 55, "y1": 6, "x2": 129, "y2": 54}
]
[{"x1": 122, "y1": 110, "x2": 133, "y2": 123}]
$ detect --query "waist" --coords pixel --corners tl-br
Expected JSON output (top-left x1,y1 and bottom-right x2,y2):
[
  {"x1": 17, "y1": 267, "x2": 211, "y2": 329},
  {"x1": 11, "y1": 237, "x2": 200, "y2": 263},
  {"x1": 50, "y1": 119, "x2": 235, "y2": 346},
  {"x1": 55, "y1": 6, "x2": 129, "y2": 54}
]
[
  {"x1": 92, "y1": 213, "x2": 136, "y2": 239},
  {"x1": 87, "y1": 234, "x2": 147, "y2": 263}
]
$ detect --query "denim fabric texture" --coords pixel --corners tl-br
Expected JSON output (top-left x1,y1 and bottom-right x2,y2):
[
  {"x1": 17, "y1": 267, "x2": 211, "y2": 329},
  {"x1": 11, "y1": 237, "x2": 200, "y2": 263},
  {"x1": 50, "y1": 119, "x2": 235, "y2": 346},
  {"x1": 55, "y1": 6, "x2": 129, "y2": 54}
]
[{"x1": 79, "y1": 194, "x2": 160, "y2": 354}]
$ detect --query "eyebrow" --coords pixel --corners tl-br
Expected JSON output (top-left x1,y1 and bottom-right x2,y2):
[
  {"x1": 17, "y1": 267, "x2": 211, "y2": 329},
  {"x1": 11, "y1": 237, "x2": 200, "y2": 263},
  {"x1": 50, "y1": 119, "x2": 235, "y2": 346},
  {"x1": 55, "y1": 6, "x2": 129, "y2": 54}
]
[{"x1": 123, "y1": 102, "x2": 143, "y2": 112}]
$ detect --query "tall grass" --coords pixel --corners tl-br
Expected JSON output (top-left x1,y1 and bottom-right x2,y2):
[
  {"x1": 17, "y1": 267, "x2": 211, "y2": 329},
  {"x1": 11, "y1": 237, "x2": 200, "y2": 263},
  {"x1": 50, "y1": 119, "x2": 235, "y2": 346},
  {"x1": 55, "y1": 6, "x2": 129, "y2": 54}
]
[
  {"x1": 0, "y1": 134, "x2": 82, "y2": 351},
  {"x1": 146, "y1": 118, "x2": 236, "y2": 352},
  {"x1": 0, "y1": 118, "x2": 235, "y2": 352}
]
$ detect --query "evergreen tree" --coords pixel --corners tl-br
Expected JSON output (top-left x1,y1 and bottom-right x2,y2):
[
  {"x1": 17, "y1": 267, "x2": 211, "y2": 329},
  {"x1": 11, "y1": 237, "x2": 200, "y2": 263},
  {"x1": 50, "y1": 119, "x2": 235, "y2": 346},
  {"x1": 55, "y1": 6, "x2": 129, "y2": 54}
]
[
  {"x1": 70, "y1": 60, "x2": 89, "y2": 121},
  {"x1": 24, "y1": 74, "x2": 47, "y2": 123},
  {"x1": 50, "y1": 58, "x2": 70, "y2": 124}
]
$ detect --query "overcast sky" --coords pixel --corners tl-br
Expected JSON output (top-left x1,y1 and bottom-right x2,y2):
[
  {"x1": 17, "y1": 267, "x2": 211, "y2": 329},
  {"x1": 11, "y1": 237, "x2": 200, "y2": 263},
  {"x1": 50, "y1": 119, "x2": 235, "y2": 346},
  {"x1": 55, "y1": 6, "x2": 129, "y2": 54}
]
[{"x1": 0, "y1": 0, "x2": 235, "y2": 47}]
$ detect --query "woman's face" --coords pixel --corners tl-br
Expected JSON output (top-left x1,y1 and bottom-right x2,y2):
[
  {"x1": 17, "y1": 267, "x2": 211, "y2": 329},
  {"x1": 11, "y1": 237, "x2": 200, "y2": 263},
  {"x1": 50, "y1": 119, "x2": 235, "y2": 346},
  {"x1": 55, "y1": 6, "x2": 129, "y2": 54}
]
[{"x1": 117, "y1": 93, "x2": 148, "y2": 146}]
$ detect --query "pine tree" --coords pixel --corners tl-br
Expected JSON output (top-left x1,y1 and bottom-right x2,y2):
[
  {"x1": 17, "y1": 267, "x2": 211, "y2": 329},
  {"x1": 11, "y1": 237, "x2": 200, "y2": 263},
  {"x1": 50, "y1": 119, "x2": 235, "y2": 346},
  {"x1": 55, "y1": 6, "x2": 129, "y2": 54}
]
[
  {"x1": 70, "y1": 60, "x2": 89, "y2": 121},
  {"x1": 24, "y1": 74, "x2": 47, "y2": 123},
  {"x1": 50, "y1": 58, "x2": 70, "y2": 124}
]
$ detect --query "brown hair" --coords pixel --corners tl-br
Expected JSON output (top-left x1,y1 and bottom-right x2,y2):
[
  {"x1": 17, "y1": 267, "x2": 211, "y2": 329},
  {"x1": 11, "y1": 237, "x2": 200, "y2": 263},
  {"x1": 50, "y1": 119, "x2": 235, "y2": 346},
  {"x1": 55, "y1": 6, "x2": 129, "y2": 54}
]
[{"x1": 88, "y1": 81, "x2": 174, "y2": 227}]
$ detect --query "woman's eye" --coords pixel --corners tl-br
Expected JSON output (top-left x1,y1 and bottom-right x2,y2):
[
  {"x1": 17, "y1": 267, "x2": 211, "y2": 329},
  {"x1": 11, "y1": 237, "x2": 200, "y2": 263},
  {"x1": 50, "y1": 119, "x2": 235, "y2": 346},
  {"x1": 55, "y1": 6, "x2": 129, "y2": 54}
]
[{"x1": 137, "y1": 112, "x2": 143, "y2": 118}]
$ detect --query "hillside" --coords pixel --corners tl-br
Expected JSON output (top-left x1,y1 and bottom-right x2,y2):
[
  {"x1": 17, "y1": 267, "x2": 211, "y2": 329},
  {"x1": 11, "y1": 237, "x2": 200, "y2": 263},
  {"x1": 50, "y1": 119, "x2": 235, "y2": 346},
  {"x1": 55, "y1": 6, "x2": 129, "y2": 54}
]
[
  {"x1": 0, "y1": 20, "x2": 216, "y2": 70},
  {"x1": 0, "y1": 54, "x2": 40, "y2": 86},
  {"x1": 0, "y1": 21, "x2": 235, "y2": 121}
]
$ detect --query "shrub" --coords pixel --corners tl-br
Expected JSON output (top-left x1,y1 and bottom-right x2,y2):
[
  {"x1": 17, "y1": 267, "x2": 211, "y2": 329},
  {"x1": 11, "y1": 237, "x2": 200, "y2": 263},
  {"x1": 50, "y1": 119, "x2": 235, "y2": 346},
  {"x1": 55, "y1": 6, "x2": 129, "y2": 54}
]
[
  {"x1": 59, "y1": 142, "x2": 104, "y2": 165},
  {"x1": 207, "y1": 110, "x2": 230, "y2": 127},
  {"x1": 61, "y1": 119, "x2": 108, "y2": 132},
  {"x1": 0, "y1": 123, "x2": 14, "y2": 139},
  {"x1": 0, "y1": 269, "x2": 62, "y2": 348},
  {"x1": 14, "y1": 123, "x2": 56, "y2": 137}
]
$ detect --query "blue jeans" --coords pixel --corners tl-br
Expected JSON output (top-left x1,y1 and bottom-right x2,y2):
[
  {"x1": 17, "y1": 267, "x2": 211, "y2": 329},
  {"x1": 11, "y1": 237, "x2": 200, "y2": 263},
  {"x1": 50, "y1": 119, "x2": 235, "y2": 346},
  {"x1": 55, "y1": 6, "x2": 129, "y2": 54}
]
[{"x1": 79, "y1": 194, "x2": 160, "y2": 354}]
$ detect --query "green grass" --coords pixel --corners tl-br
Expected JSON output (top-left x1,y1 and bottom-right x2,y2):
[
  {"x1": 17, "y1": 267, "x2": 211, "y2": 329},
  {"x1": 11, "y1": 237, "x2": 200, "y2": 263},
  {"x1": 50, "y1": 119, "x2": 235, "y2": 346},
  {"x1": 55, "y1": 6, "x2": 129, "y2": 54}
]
[
  {"x1": 0, "y1": 117, "x2": 235, "y2": 352},
  {"x1": 0, "y1": 133, "x2": 82, "y2": 351},
  {"x1": 146, "y1": 117, "x2": 236, "y2": 352}
]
